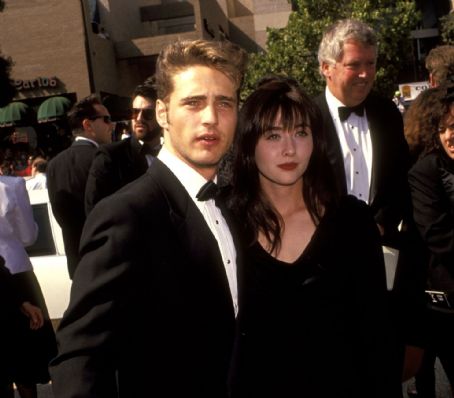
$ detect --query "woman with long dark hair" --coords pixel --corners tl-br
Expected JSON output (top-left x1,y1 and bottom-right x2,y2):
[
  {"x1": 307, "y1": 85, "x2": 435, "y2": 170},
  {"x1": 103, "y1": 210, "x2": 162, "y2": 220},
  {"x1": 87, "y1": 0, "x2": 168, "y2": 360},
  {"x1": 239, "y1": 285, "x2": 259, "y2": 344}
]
[{"x1": 229, "y1": 76, "x2": 399, "y2": 398}]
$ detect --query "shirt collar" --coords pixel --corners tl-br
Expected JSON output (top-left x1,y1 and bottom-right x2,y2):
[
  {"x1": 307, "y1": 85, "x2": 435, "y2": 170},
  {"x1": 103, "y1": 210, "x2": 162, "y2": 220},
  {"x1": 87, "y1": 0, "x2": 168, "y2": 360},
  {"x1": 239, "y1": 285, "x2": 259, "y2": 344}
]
[
  {"x1": 75, "y1": 136, "x2": 99, "y2": 148},
  {"x1": 325, "y1": 86, "x2": 347, "y2": 121},
  {"x1": 157, "y1": 146, "x2": 216, "y2": 200}
]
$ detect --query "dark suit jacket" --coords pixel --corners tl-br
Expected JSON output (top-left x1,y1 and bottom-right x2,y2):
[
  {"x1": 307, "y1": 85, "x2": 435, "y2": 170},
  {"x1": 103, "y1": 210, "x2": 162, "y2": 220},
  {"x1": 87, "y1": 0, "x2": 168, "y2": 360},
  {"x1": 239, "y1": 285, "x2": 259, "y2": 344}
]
[
  {"x1": 84, "y1": 136, "x2": 149, "y2": 215},
  {"x1": 314, "y1": 92, "x2": 410, "y2": 246},
  {"x1": 409, "y1": 150, "x2": 454, "y2": 295},
  {"x1": 49, "y1": 159, "x2": 239, "y2": 398},
  {"x1": 315, "y1": 92, "x2": 428, "y2": 347},
  {"x1": 47, "y1": 139, "x2": 97, "y2": 279}
]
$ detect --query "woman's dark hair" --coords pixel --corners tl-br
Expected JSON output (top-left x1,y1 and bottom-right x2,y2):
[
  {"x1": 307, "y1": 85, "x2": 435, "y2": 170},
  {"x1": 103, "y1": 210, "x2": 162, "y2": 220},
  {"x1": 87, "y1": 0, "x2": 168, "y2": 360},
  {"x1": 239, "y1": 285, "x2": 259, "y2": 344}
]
[
  {"x1": 404, "y1": 83, "x2": 454, "y2": 160},
  {"x1": 230, "y1": 75, "x2": 339, "y2": 252}
]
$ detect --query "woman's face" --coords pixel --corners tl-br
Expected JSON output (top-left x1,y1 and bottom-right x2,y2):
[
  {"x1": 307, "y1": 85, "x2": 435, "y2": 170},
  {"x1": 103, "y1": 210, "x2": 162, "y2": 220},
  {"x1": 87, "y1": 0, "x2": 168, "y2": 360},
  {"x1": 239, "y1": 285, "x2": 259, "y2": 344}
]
[
  {"x1": 439, "y1": 103, "x2": 454, "y2": 160},
  {"x1": 254, "y1": 112, "x2": 313, "y2": 188}
]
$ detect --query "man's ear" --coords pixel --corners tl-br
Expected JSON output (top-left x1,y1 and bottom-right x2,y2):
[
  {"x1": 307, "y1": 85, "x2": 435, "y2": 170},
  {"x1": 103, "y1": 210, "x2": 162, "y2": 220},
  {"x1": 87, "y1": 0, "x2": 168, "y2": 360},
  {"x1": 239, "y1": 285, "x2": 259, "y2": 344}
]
[
  {"x1": 82, "y1": 118, "x2": 92, "y2": 132},
  {"x1": 156, "y1": 99, "x2": 168, "y2": 129},
  {"x1": 321, "y1": 62, "x2": 332, "y2": 79}
]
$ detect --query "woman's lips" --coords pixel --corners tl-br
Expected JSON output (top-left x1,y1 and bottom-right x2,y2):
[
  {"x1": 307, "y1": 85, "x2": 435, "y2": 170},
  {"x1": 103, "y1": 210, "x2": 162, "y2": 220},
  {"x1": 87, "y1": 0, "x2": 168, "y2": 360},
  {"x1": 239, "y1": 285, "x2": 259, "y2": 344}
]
[{"x1": 277, "y1": 162, "x2": 298, "y2": 170}]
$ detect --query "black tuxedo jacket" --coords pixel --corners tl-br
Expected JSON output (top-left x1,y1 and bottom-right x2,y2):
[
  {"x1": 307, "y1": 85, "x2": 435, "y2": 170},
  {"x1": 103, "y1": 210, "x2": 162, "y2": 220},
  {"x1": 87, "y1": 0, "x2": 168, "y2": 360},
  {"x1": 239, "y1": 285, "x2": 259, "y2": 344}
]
[
  {"x1": 84, "y1": 136, "x2": 149, "y2": 215},
  {"x1": 47, "y1": 139, "x2": 97, "y2": 278},
  {"x1": 315, "y1": 92, "x2": 428, "y2": 346},
  {"x1": 49, "y1": 159, "x2": 240, "y2": 398},
  {"x1": 315, "y1": 92, "x2": 410, "y2": 246}
]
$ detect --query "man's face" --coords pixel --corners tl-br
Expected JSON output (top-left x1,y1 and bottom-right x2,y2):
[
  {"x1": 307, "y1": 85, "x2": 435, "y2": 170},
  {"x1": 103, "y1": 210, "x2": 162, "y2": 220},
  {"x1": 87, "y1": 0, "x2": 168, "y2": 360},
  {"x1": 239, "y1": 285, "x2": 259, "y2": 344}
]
[
  {"x1": 86, "y1": 104, "x2": 113, "y2": 145},
  {"x1": 131, "y1": 95, "x2": 160, "y2": 143},
  {"x1": 156, "y1": 65, "x2": 238, "y2": 180},
  {"x1": 322, "y1": 40, "x2": 376, "y2": 107}
]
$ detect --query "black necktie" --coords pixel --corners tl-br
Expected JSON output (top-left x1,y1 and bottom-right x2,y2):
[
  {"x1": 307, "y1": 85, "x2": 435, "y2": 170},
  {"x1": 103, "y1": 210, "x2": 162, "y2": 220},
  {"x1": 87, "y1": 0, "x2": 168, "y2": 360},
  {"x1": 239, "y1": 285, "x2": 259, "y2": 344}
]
[
  {"x1": 338, "y1": 103, "x2": 365, "y2": 121},
  {"x1": 196, "y1": 180, "x2": 219, "y2": 201}
]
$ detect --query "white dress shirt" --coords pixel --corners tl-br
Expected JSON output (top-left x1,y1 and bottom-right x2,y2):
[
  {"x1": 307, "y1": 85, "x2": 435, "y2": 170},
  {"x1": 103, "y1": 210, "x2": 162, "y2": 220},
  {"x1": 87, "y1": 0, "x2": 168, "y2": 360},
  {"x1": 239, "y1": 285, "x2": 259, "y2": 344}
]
[
  {"x1": 158, "y1": 147, "x2": 238, "y2": 316},
  {"x1": 0, "y1": 176, "x2": 38, "y2": 273},
  {"x1": 325, "y1": 87, "x2": 373, "y2": 204},
  {"x1": 26, "y1": 173, "x2": 47, "y2": 191}
]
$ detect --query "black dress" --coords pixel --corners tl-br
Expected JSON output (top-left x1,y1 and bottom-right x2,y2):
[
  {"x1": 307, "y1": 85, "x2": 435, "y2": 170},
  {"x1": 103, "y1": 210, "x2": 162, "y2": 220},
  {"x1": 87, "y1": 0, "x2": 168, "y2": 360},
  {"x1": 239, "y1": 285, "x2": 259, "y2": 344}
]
[{"x1": 231, "y1": 196, "x2": 401, "y2": 398}]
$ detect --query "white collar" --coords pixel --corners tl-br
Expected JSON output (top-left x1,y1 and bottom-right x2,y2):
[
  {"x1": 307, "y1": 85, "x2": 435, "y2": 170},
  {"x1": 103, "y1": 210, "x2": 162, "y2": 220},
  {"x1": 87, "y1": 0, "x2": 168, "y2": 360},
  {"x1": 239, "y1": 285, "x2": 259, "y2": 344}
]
[
  {"x1": 157, "y1": 146, "x2": 216, "y2": 200},
  {"x1": 75, "y1": 136, "x2": 99, "y2": 148},
  {"x1": 325, "y1": 86, "x2": 347, "y2": 122}
]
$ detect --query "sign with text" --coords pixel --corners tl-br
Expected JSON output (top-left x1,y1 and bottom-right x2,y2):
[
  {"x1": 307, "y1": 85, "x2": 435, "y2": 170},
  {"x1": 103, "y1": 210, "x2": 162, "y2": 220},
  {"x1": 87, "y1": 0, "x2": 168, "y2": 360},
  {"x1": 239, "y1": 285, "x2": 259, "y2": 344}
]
[
  {"x1": 14, "y1": 77, "x2": 59, "y2": 91},
  {"x1": 398, "y1": 81, "x2": 429, "y2": 101}
]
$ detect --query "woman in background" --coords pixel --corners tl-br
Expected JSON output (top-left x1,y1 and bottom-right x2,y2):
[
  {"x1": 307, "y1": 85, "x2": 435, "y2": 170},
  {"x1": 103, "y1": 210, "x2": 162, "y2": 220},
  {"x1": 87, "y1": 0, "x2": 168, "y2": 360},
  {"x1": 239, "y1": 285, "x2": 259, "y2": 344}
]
[
  {"x1": 229, "y1": 76, "x2": 400, "y2": 398},
  {"x1": 406, "y1": 84, "x2": 454, "y2": 397}
]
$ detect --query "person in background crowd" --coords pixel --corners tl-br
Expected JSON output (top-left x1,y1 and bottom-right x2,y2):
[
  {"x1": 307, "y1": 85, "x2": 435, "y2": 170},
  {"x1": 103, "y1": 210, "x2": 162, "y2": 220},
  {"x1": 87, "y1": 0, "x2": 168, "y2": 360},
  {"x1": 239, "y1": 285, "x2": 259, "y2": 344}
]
[
  {"x1": 49, "y1": 39, "x2": 247, "y2": 398},
  {"x1": 406, "y1": 44, "x2": 454, "y2": 398},
  {"x1": 47, "y1": 95, "x2": 113, "y2": 279},
  {"x1": 405, "y1": 85, "x2": 454, "y2": 398},
  {"x1": 25, "y1": 157, "x2": 47, "y2": 191},
  {"x1": 426, "y1": 45, "x2": 454, "y2": 88},
  {"x1": 0, "y1": 164, "x2": 56, "y2": 398},
  {"x1": 228, "y1": 75, "x2": 399, "y2": 398},
  {"x1": 84, "y1": 78, "x2": 161, "y2": 214},
  {"x1": 0, "y1": 255, "x2": 45, "y2": 398},
  {"x1": 314, "y1": 18, "x2": 426, "y2": 385}
]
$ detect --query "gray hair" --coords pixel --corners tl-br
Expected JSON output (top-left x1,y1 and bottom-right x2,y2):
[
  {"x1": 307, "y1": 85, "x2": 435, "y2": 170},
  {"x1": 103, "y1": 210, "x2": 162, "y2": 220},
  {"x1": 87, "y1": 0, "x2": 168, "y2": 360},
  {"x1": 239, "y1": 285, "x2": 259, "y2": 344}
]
[{"x1": 318, "y1": 19, "x2": 378, "y2": 70}]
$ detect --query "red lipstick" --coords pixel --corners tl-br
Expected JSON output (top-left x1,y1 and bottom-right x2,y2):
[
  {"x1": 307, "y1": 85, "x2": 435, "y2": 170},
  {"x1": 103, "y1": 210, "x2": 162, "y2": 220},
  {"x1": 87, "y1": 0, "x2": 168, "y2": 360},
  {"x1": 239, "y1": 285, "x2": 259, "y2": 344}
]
[{"x1": 277, "y1": 162, "x2": 298, "y2": 170}]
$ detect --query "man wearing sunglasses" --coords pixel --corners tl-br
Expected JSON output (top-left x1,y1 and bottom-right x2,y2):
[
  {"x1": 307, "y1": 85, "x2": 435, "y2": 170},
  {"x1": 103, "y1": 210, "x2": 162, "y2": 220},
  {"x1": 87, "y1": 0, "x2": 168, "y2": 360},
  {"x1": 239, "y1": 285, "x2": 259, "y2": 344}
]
[
  {"x1": 47, "y1": 95, "x2": 113, "y2": 278},
  {"x1": 84, "y1": 80, "x2": 161, "y2": 214}
]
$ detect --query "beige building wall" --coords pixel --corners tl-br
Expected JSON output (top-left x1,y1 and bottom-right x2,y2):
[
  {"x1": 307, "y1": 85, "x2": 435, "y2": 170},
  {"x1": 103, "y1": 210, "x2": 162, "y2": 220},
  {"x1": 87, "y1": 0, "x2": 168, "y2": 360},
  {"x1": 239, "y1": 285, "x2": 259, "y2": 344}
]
[
  {"x1": 227, "y1": 0, "x2": 291, "y2": 51},
  {"x1": 0, "y1": 0, "x2": 293, "y2": 103},
  {"x1": 0, "y1": 0, "x2": 91, "y2": 100}
]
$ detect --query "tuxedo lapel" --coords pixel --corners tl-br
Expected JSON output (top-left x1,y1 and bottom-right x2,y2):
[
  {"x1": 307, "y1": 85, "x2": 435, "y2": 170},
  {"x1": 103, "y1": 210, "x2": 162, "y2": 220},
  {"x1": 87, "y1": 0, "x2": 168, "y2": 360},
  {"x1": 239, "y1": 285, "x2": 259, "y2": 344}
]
[
  {"x1": 364, "y1": 98, "x2": 383, "y2": 205},
  {"x1": 147, "y1": 160, "x2": 234, "y2": 313},
  {"x1": 315, "y1": 94, "x2": 347, "y2": 196}
]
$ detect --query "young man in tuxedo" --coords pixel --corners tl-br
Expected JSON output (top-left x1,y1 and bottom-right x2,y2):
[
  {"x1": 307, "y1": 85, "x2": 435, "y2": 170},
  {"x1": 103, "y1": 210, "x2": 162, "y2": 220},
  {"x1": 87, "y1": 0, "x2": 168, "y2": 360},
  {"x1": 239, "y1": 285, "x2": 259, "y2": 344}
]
[
  {"x1": 49, "y1": 39, "x2": 247, "y2": 398},
  {"x1": 47, "y1": 95, "x2": 113, "y2": 279},
  {"x1": 84, "y1": 80, "x2": 162, "y2": 214},
  {"x1": 314, "y1": 18, "x2": 426, "y2": 388}
]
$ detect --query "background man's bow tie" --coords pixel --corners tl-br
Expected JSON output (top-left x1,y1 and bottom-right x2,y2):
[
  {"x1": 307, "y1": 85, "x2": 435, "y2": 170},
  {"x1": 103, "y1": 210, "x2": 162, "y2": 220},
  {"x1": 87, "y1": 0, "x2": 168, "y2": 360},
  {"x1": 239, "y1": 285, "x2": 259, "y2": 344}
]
[
  {"x1": 196, "y1": 180, "x2": 220, "y2": 201},
  {"x1": 338, "y1": 103, "x2": 365, "y2": 121}
]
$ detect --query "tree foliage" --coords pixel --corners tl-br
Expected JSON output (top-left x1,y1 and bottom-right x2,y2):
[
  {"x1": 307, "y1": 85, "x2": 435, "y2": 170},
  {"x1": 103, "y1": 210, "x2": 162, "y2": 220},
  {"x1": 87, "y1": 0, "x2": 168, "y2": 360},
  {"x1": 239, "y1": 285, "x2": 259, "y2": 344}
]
[
  {"x1": 242, "y1": 0, "x2": 420, "y2": 100},
  {"x1": 440, "y1": 12, "x2": 454, "y2": 45}
]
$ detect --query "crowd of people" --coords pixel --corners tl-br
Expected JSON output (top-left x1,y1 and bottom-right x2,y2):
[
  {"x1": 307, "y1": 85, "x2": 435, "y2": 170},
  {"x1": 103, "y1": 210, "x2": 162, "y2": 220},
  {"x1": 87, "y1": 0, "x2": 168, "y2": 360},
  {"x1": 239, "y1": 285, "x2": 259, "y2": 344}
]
[{"x1": 0, "y1": 17, "x2": 453, "y2": 398}]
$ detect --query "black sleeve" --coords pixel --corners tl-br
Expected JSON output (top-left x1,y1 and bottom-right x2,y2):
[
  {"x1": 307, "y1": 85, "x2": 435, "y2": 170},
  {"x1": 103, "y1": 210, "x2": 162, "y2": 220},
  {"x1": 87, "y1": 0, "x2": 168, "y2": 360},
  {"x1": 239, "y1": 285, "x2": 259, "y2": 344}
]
[
  {"x1": 345, "y1": 197, "x2": 402, "y2": 397},
  {"x1": 409, "y1": 157, "x2": 454, "y2": 267},
  {"x1": 50, "y1": 191, "x2": 143, "y2": 397}
]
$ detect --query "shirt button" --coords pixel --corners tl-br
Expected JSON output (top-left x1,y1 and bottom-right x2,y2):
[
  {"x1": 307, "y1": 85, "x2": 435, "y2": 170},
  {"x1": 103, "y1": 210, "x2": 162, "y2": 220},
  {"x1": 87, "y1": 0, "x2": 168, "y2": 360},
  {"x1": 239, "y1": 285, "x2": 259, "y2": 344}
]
[
  {"x1": 355, "y1": 171, "x2": 359, "y2": 175},
  {"x1": 353, "y1": 148, "x2": 357, "y2": 152},
  {"x1": 359, "y1": 193, "x2": 362, "y2": 197},
  {"x1": 215, "y1": 220, "x2": 219, "y2": 225},
  {"x1": 227, "y1": 259, "x2": 231, "y2": 264}
]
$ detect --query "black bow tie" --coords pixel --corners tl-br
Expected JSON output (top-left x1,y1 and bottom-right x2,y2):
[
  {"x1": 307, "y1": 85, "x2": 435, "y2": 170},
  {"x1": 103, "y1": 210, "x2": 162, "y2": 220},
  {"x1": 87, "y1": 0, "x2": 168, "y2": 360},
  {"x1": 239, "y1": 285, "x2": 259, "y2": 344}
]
[
  {"x1": 338, "y1": 103, "x2": 365, "y2": 121},
  {"x1": 196, "y1": 180, "x2": 220, "y2": 201}
]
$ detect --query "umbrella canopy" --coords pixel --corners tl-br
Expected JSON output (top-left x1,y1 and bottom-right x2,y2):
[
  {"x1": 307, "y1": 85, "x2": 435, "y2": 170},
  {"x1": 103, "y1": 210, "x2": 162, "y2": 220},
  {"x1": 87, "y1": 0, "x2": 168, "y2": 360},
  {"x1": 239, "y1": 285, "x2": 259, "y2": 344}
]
[
  {"x1": 37, "y1": 96, "x2": 72, "y2": 123},
  {"x1": 0, "y1": 101, "x2": 33, "y2": 127}
]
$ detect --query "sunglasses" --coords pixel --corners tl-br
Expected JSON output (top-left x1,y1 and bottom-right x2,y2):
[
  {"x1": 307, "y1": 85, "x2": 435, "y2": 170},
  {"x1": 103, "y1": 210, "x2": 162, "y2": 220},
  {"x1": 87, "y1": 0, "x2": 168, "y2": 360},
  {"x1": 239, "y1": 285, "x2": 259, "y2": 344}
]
[
  {"x1": 90, "y1": 115, "x2": 112, "y2": 124},
  {"x1": 132, "y1": 108, "x2": 155, "y2": 120}
]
